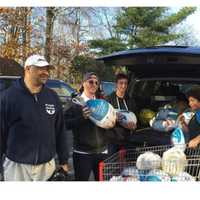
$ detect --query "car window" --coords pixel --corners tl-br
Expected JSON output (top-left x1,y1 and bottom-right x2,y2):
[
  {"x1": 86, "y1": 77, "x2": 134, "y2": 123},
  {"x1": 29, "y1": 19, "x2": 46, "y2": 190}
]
[
  {"x1": 46, "y1": 80, "x2": 74, "y2": 97},
  {"x1": 0, "y1": 78, "x2": 16, "y2": 91},
  {"x1": 132, "y1": 80, "x2": 200, "y2": 96},
  {"x1": 101, "y1": 82, "x2": 116, "y2": 96},
  {"x1": 0, "y1": 80, "x2": 5, "y2": 91},
  {"x1": 60, "y1": 83, "x2": 74, "y2": 96},
  {"x1": 179, "y1": 84, "x2": 199, "y2": 94},
  {"x1": 129, "y1": 79, "x2": 200, "y2": 128},
  {"x1": 130, "y1": 79, "x2": 200, "y2": 111}
]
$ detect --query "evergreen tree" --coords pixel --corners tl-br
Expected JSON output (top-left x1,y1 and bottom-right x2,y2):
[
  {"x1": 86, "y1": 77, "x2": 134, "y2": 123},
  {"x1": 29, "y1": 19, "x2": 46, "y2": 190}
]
[{"x1": 90, "y1": 7, "x2": 196, "y2": 54}]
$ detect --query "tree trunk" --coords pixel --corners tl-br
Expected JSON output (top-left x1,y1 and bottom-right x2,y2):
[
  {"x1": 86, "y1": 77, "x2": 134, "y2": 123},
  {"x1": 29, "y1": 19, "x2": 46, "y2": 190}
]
[
  {"x1": 22, "y1": 8, "x2": 31, "y2": 64},
  {"x1": 45, "y1": 7, "x2": 55, "y2": 62}
]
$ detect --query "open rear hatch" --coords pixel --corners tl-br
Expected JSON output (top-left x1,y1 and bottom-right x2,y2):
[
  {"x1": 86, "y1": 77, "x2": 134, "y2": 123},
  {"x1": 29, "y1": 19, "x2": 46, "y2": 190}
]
[{"x1": 97, "y1": 46, "x2": 200, "y2": 78}]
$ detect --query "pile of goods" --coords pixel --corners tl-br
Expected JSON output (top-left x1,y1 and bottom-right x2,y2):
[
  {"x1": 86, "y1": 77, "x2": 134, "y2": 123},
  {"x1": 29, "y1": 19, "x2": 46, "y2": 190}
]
[
  {"x1": 150, "y1": 108, "x2": 194, "y2": 132},
  {"x1": 139, "y1": 109, "x2": 156, "y2": 126},
  {"x1": 110, "y1": 147, "x2": 195, "y2": 182}
]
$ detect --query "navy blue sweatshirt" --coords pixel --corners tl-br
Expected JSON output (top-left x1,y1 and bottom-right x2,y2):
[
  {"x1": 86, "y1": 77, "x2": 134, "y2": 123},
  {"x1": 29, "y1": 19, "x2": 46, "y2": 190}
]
[{"x1": 0, "y1": 78, "x2": 68, "y2": 165}]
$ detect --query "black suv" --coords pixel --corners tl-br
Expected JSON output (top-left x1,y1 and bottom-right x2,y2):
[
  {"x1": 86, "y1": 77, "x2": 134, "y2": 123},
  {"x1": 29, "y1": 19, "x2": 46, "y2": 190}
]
[
  {"x1": 97, "y1": 46, "x2": 200, "y2": 128},
  {"x1": 0, "y1": 76, "x2": 76, "y2": 109}
]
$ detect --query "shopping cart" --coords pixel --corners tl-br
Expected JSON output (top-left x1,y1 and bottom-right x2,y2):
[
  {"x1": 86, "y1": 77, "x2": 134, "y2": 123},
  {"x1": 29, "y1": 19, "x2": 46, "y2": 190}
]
[{"x1": 99, "y1": 144, "x2": 200, "y2": 181}]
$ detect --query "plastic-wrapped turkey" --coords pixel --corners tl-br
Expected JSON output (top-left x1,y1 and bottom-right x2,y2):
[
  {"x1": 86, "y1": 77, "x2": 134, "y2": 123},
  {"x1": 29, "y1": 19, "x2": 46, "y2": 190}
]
[
  {"x1": 162, "y1": 147, "x2": 187, "y2": 176},
  {"x1": 136, "y1": 152, "x2": 161, "y2": 170}
]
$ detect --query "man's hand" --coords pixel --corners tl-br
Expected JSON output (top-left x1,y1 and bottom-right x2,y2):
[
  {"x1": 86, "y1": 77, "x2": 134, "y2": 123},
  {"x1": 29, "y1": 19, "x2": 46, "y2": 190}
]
[
  {"x1": 163, "y1": 119, "x2": 176, "y2": 131},
  {"x1": 188, "y1": 136, "x2": 200, "y2": 149},
  {"x1": 82, "y1": 106, "x2": 91, "y2": 119},
  {"x1": 61, "y1": 164, "x2": 69, "y2": 173},
  {"x1": 165, "y1": 119, "x2": 175, "y2": 127},
  {"x1": 122, "y1": 121, "x2": 137, "y2": 130},
  {"x1": 116, "y1": 112, "x2": 124, "y2": 122},
  {"x1": 177, "y1": 114, "x2": 189, "y2": 132},
  {"x1": 177, "y1": 114, "x2": 185, "y2": 123},
  {"x1": 117, "y1": 112, "x2": 136, "y2": 130}
]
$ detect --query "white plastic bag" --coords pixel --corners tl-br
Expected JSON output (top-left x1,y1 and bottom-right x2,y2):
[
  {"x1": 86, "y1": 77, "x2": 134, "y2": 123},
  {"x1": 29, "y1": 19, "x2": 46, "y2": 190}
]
[
  {"x1": 136, "y1": 152, "x2": 161, "y2": 170},
  {"x1": 162, "y1": 147, "x2": 187, "y2": 176}
]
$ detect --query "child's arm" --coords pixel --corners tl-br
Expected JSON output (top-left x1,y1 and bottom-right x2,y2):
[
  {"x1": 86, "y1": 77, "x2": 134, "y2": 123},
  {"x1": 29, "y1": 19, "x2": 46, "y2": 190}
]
[
  {"x1": 178, "y1": 114, "x2": 189, "y2": 132},
  {"x1": 188, "y1": 135, "x2": 200, "y2": 148}
]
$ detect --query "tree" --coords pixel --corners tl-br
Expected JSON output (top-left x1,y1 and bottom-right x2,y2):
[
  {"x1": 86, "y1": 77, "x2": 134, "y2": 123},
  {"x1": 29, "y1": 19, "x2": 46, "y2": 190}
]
[
  {"x1": 21, "y1": 7, "x2": 32, "y2": 63},
  {"x1": 90, "y1": 37, "x2": 127, "y2": 56},
  {"x1": 90, "y1": 7, "x2": 196, "y2": 55},
  {"x1": 49, "y1": 7, "x2": 105, "y2": 83},
  {"x1": 45, "y1": 7, "x2": 58, "y2": 62},
  {"x1": 0, "y1": 8, "x2": 32, "y2": 63}
]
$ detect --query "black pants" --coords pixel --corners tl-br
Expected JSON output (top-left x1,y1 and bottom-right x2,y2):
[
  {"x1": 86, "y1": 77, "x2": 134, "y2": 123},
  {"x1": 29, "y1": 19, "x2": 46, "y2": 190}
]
[
  {"x1": 108, "y1": 144, "x2": 122, "y2": 155},
  {"x1": 73, "y1": 152, "x2": 108, "y2": 181},
  {"x1": 109, "y1": 128, "x2": 172, "y2": 155}
]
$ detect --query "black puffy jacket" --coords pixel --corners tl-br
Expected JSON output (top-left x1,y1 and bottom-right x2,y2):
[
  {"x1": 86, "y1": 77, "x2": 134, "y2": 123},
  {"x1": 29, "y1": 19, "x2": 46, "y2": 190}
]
[{"x1": 64, "y1": 103, "x2": 110, "y2": 153}]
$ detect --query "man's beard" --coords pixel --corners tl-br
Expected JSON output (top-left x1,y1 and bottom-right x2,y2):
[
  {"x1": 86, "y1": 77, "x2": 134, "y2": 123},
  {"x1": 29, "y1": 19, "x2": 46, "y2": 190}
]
[
  {"x1": 34, "y1": 76, "x2": 48, "y2": 86},
  {"x1": 39, "y1": 75, "x2": 48, "y2": 84}
]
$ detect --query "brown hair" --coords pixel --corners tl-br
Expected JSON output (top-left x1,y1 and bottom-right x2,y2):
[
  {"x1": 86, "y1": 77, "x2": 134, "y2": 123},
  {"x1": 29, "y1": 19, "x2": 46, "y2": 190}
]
[
  {"x1": 186, "y1": 86, "x2": 200, "y2": 101},
  {"x1": 115, "y1": 73, "x2": 128, "y2": 83}
]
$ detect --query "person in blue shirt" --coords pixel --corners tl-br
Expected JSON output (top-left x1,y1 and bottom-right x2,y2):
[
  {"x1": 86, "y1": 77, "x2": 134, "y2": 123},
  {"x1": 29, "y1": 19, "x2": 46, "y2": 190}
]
[{"x1": 180, "y1": 86, "x2": 200, "y2": 148}]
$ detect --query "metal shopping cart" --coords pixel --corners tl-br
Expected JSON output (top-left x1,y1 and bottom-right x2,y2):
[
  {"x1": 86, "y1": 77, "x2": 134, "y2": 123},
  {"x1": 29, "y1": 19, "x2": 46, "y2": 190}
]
[{"x1": 99, "y1": 144, "x2": 200, "y2": 181}]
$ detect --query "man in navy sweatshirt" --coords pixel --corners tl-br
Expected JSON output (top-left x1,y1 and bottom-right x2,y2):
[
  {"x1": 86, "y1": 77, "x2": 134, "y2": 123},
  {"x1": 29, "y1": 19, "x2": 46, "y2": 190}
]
[{"x1": 0, "y1": 55, "x2": 69, "y2": 181}]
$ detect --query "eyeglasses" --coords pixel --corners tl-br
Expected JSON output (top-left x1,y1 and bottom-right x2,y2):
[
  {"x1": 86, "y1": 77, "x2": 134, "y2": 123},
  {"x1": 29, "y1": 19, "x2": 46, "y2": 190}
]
[{"x1": 88, "y1": 80, "x2": 98, "y2": 85}]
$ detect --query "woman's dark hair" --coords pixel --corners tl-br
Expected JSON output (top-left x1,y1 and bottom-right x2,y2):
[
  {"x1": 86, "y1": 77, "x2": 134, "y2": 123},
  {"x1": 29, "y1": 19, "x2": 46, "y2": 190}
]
[
  {"x1": 79, "y1": 85, "x2": 84, "y2": 94},
  {"x1": 115, "y1": 73, "x2": 128, "y2": 82},
  {"x1": 186, "y1": 86, "x2": 200, "y2": 101}
]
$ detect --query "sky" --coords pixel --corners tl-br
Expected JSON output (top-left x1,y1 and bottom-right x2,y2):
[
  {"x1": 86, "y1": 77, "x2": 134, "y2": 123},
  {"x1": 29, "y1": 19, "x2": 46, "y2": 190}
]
[
  {"x1": 1, "y1": 1, "x2": 199, "y2": 41},
  {"x1": 1, "y1": 1, "x2": 199, "y2": 34},
  {"x1": 0, "y1": 1, "x2": 199, "y2": 45},
  {"x1": 169, "y1": 6, "x2": 200, "y2": 44},
  {"x1": 185, "y1": 7, "x2": 200, "y2": 41}
]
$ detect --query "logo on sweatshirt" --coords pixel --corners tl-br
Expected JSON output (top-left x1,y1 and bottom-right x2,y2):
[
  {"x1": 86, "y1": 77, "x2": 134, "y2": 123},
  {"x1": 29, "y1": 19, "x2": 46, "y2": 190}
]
[{"x1": 45, "y1": 104, "x2": 56, "y2": 115}]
